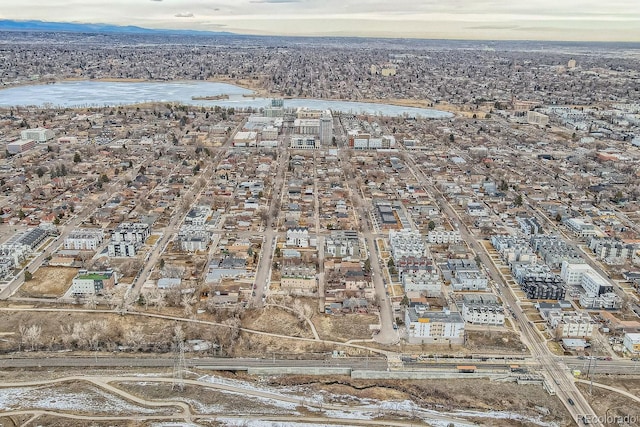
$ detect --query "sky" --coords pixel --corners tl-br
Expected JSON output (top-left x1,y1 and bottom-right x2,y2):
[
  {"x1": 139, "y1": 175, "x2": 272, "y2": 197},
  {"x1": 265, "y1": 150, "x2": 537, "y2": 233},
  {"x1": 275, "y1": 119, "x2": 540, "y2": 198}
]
[{"x1": 1, "y1": 0, "x2": 639, "y2": 41}]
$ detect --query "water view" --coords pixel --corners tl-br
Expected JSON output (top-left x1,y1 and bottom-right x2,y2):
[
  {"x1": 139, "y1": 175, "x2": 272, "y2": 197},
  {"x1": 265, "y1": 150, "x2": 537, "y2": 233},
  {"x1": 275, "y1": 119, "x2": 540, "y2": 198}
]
[{"x1": 0, "y1": 80, "x2": 453, "y2": 118}]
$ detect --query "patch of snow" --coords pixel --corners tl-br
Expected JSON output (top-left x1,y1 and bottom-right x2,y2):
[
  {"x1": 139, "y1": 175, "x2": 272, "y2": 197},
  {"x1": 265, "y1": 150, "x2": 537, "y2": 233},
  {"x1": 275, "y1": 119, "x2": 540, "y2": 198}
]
[{"x1": 0, "y1": 385, "x2": 161, "y2": 414}]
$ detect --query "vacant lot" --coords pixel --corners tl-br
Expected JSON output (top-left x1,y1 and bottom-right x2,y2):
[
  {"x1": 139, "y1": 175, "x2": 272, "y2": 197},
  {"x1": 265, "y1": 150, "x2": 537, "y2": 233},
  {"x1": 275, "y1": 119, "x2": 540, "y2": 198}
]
[
  {"x1": 18, "y1": 267, "x2": 78, "y2": 298},
  {"x1": 242, "y1": 307, "x2": 314, "y2": 339},
  {"x1": 466, "y1": 330, "x2": 529, "y2": 354},
  {"x1": 577, "y1": 379, "x2": 640, "y2": 424},
  {"x1": 313, "y1": 313, "x2": 378, "y2": 342}
]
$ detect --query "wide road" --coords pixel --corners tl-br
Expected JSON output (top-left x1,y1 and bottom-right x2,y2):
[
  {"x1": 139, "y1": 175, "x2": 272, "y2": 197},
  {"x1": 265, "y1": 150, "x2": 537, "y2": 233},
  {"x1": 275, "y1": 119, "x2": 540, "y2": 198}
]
[
  {"x1": 335, "y1": 147, "x2": 397, "y2": 345},
  {"x1": 252, "y1": 132, "x2": 289, "y2": 307}
]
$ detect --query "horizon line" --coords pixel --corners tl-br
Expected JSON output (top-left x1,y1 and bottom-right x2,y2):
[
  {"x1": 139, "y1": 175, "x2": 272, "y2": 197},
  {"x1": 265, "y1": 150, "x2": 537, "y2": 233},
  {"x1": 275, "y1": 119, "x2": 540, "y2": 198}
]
[{"x1": 1, "y1": 19, "x2": 640, "y2": 44}]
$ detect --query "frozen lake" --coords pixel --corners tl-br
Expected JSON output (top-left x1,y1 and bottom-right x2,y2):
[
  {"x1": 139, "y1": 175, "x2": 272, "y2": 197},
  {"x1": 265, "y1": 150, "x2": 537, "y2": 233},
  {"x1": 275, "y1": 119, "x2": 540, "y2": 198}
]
[{"x1": 0, "y1": 81, "x2": 452, "y2": 118}]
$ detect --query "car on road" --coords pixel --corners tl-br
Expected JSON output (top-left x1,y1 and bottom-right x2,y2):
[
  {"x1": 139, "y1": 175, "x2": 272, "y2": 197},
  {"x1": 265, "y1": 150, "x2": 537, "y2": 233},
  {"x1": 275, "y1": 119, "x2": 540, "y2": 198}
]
[{"x1": 567, "y1": 398, "x2": 575, "y2": 406}]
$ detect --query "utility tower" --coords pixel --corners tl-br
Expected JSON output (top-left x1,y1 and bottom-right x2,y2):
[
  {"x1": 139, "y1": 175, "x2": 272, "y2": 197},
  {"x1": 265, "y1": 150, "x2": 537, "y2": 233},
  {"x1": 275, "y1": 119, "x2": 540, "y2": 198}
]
[{"x1": 172, "y1": 326, "x2": 187, "y2": 391}]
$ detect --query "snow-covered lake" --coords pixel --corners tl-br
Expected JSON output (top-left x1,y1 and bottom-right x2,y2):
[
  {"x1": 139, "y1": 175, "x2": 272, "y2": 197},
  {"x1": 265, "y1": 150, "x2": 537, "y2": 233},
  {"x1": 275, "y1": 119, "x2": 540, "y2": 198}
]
[{"x1": 0, "y1": 80, "x2": 453, "y2": 118}]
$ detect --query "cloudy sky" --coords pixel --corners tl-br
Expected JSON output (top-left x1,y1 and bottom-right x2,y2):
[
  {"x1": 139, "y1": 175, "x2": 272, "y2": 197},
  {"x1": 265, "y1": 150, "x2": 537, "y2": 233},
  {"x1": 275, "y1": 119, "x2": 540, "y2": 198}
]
[{"x1": 1, "y1": 0, "x2": 639, "y2": 41}]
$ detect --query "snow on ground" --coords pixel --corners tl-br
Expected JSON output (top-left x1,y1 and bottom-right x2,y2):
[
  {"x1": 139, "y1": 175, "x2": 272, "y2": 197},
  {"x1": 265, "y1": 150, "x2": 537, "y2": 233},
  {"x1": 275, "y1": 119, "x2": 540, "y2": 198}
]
[
  {"x1": 196, "y1": 375, "x2": 300, "y2": 411},
  {"x1": 447, "y1": 409, "x2": 560, "y2": 427},
  {"x1": 0, "y1": 385, "x2": 162, "y2": 414},
  {"x1": 194, "y1": 374, "x2": 556, "y2": 426},
  {"x1": 213, "y1": 419, "x2": 353, "y2": 427}
]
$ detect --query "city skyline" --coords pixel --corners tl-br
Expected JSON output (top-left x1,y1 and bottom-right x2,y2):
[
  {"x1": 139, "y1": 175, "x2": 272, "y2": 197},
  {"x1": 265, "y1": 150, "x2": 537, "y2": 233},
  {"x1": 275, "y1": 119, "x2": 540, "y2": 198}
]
[{"x1": 0, "y1": 0, "x2": 639, "y2": 42}]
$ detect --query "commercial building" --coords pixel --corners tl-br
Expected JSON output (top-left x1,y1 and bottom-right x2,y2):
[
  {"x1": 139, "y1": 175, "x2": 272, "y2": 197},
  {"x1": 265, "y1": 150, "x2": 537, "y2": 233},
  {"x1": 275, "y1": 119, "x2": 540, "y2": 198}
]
[
  {"x1": 405, "y1": 307, "x2": 465, "y2": 345},
  {"x1": 6, "y1": 139, "x2": 36, "y2": 154},
  {"x1": 527, "y1": 111, "x2": 550, "y2": 126},
  {"x1": 20, "y1": 127, "x2": 54, "y2": 142},
  {"x1": 232, "y1": 131, "x2": 258, "y2": 147}
]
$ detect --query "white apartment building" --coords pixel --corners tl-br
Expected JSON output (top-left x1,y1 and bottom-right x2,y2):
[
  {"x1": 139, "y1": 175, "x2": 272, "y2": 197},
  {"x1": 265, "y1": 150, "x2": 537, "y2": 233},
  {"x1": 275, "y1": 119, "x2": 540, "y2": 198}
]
[
  {"x1": 405, "y1": 308, "x2": 465, "y2": 345},
  {"x1": 184, "y1": 205, "x2": 212, "y2": 227},
  {"x1": 64, "y1": 229, "x2": 104, "y2": 251},
  {"x1": 402, "y1": 271, "x2": 442, "y2": 297},
  {"x1": 461, "y1": 294, "x2": 505, "y2": 326},
  {"x1": 286, "y1": 227, "x2": 312, "y2": 248},
  {"x1": 108, "y1": 241, "x2": 138, "y2": 257},
  {"x1": 389, "y1": 230, "x2": 426, "y2": 260},
  {"x1": 427, "y1": 229, "x2": 461, "y2": 244},
  {"x1": 111, "y1": 222, "x2": 150, "y2": 243},
  {"x1": 546, "y1": 310, "x2": 594, "y2": 339},
  {"x1": 560, "y1": 261, "x2": 612, "y2": 295},
  {"x1": 451, "y1": 271, "x2": 488, "y2": 291}
]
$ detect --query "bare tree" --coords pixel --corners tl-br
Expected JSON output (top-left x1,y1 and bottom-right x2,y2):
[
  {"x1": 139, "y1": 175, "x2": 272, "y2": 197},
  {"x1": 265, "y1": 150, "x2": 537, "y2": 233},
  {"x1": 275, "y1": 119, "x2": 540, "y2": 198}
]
[
  {"x1": 84, "y1": 294, "x2": 98, "y2": 310},
  {"x1": 181, "y1": 293, "x2": 196, "y2": 318},
  {"x1": 18, "y1": 325, "x2": 42, "y2": 351},
  {"x1": 124, "y1": 325, "x2": 145, "y2": 350}
]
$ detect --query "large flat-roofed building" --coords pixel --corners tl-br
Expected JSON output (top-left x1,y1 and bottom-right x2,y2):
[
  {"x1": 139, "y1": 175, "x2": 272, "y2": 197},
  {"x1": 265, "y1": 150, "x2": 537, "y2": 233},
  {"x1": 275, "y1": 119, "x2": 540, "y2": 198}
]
[
  {"x1": 294, "y1": 118, "x2": 320, "y2": 135},
  {"x1": 232, "y1": 131, "x2": 258, "y2": 147},
  {"x1": 560, "y1": 261, "x2": 613, "y2": 295},
  {"x1": 20, "y1": 127, "x2": 54, "y2": 143},
  {"x1": 527, "y1": 111, "x2": 549, "y2": 126},
  {"x1": 405, "y1": 308, "x2": 465, "y2": 344},
  {"x1": 7, "y1": 139, "x2": 35, "y2": 154}
]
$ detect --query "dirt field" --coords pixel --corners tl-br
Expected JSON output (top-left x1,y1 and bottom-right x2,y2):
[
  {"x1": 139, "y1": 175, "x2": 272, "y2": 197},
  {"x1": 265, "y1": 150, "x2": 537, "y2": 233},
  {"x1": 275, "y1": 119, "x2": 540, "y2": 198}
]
[
  {"x1": 312, "y1": 313, "x2": 379, "y2": 342},
  {"x1": 241, "y1": 307, "x2": 315, "y2": 339},
  {"x1": 466, "y1": 330, "x2": 529, "y2": 354},
  {"x1": 18, "y1": 267, "x2": 78, "y2": 298},
  {"x1": 577, "y1": 378, "x2": 640, "y2": 425}
]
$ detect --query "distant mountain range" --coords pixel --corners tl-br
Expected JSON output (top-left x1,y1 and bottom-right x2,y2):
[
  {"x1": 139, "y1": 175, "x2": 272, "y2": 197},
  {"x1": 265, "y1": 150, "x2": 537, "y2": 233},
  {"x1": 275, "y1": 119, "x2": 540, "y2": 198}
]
[{"x1": 0, "y1": 19, "x2": 234, "y2": 36}]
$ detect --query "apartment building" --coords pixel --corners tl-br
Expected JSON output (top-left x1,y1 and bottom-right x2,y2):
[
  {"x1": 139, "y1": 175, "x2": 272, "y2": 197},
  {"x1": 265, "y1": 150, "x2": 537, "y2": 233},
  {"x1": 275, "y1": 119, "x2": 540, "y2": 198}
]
[
  {"x1": 460, "y1": 293, "x2": 505, "y2": 326},
  {"x1": 64, "y1": 228, "x2": 104, "y2": 250},
  {"x1": 405, "y1": 307, "x2": 465, "y2": 345},
  {"x1": 66, "y1": 269, "x2": 117, "y2": 297}
]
